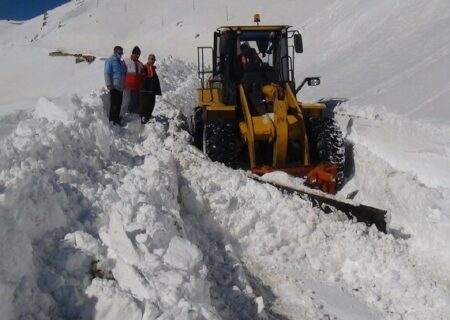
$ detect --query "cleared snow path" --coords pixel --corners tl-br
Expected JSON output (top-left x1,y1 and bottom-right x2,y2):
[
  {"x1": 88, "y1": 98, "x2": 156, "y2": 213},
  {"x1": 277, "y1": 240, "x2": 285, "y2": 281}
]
[
  {"x1": 180, "y1": 186, "x2": 281, "y2": 319},
  {"x1": 157, "y1": 61, "x2": 450, "y2": 319},
  {"x1": 171, "y1": 132, "x2": 449, "y2": 319}
]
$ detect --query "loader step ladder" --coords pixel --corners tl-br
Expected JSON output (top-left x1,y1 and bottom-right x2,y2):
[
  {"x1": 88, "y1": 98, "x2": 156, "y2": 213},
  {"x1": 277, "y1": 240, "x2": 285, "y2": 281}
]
[{"x1": 197, "y1": 46, "x2": 214, "y2": 89}]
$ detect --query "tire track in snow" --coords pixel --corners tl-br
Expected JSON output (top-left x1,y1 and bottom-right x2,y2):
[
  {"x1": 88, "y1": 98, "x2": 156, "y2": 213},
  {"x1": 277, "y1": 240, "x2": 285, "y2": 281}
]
[{"x1": 180, "y1": 171, "x2": 293, "y2": 319}]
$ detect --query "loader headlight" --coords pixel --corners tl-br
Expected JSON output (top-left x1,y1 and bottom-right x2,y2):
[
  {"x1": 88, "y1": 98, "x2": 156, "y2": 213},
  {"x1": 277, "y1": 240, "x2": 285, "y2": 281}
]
[{"x1": 306, "y1": 77, "x2": 320, "y2": 86}]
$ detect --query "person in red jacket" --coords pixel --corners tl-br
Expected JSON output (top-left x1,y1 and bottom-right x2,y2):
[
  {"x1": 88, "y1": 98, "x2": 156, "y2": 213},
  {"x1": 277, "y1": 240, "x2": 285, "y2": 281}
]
[
  {"x1": 121, "y1": 46, "x2": 144, "y2": 116},
  {"x1": 139, "y1": 54, "x2": 162, "y2": 124}
]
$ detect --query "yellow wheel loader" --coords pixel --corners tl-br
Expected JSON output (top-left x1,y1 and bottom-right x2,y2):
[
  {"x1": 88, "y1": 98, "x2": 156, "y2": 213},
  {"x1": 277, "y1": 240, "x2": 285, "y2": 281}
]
[
  {"x1": 190, "y1": 18, "x2": 387, "y2": 232},
  {"x1": 191, "y1": 21, "x2": 344, "y2": 194}
]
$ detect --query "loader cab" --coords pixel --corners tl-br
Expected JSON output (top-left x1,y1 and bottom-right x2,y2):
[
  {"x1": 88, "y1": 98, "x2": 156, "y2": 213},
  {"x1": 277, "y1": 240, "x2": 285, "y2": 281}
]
[{"x1": 209, "y1": 25, "x2": 300, "y2": 108}]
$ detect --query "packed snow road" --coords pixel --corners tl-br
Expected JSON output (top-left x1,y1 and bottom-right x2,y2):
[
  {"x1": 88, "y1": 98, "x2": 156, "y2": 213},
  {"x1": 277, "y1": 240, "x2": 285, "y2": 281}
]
[{"x1": 0, "y1": 59, "x2": 449, "y2": 319}]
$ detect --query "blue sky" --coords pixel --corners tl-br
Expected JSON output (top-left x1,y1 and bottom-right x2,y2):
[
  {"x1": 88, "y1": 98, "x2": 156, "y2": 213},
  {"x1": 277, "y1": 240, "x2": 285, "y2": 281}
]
[{"x1": 0, "y1": 0, "x2": 70, "y2": 20}]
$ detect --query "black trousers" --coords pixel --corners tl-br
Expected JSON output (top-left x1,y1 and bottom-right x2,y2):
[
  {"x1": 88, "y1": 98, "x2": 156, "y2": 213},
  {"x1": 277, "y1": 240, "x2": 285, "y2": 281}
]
[
  {"x1": 109, "y1": 89, "x2": 123, "y2": 124},
  {"x1": 139, "y1": 92, "x2": 156, "y2": 123}
]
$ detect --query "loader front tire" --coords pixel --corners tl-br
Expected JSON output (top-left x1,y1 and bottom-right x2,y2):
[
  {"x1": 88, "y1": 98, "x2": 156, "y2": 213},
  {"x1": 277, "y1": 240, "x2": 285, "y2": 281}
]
[
  {"x1": 203, "y1": 119, "x2": 241, "y2": 166},
  {"x1": 308, "y1": 117, "x2": 346, "y2": 188}
]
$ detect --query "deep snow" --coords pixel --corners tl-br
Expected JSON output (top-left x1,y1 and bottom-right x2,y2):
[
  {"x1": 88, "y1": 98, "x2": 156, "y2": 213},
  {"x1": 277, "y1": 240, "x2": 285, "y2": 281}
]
[{"x1": 0, "y1": 0, "x2": 450, "y2": 319}]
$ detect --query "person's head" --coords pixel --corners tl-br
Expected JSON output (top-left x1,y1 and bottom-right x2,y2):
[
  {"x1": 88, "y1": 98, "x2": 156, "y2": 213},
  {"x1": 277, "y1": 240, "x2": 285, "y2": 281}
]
[
  {"x1": 113, "y1": 46, "x2": 123, "y2": 58},
  {"x1": 240, "y1": 42, "x2": 251, "y2": 54},
  {"x1": 131, "y1": 46, "x2": 141, "y2": 59},
  {"x1": 148, "y1": 54, "x2": 156, "y2": 65}
]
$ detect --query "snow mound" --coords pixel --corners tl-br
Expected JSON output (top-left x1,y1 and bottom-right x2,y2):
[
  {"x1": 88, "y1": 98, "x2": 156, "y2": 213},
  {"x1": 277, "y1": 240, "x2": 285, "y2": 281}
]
[{"x1": 0, "y1": 86, "x2": 219, "y2": 319}]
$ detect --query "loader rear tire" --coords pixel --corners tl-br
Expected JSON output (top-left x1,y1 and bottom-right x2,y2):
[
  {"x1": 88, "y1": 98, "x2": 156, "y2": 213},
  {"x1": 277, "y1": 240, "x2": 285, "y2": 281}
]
[
  {"x1": 308, "y1": 117, "x2": 346, "y2": 188},
  {"x1": 190, "y1": 107, "x2": 204, "y2": 149},
  {"x1": 203, "y1": 120, "x2": 241, "y2": 167}
]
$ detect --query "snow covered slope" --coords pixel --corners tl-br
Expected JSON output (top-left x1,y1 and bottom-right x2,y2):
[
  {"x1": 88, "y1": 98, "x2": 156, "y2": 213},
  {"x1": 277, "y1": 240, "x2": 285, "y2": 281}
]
[
  {"x1": 299, "y1": 0, "x2": 450, "y2": 122},
  {"x1": 1, "y1": 0, "x2": 450, "y2": 319}
]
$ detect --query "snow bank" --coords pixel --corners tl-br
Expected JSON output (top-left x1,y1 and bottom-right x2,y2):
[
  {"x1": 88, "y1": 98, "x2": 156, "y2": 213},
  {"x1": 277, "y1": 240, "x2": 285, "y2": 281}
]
[
  {"x1": 0, "y1": 91, "x2": 112, "y2": 318},
  {"x1": 34, "y1": 95, "x2": 82, "y2": 123},
  {"x1": 0, "y1": 88, "x2": 218, "y2": 319}
]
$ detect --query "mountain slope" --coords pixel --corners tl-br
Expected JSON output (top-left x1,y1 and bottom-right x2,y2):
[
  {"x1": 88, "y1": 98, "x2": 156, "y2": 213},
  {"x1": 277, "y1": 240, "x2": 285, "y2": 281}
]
[{"x1": 0, "y1": 0, "x2": 450, "y2": 319}]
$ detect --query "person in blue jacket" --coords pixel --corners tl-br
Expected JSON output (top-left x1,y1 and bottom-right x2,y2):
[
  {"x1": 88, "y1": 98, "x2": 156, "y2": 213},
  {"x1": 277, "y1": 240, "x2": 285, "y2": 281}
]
[{"x1": 104, "y1": 46, "x2": 126, "y2": 125}]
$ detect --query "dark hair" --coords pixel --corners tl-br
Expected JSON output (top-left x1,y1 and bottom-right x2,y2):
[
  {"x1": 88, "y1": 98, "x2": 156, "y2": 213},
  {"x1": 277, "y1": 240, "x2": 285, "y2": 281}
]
[
  {"x1": 113, "y1": 46, "x2": 123, "y2": 54},
  {"x1": 132, "y1": 46, "x2": 141, "y2": 55}
]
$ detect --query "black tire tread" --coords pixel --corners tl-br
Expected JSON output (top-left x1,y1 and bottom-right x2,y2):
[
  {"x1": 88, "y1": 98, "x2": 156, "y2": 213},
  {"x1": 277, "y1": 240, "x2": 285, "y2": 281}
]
[
  {"x1": 191, "y1": 107, "x2": 204, "y2": 149},
  {"x1": 308, "y1": 117, "x2": 346, "y2": 187},
  {"x1": 203, "y1": 119, "x2": 241, "y2": 166}
]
